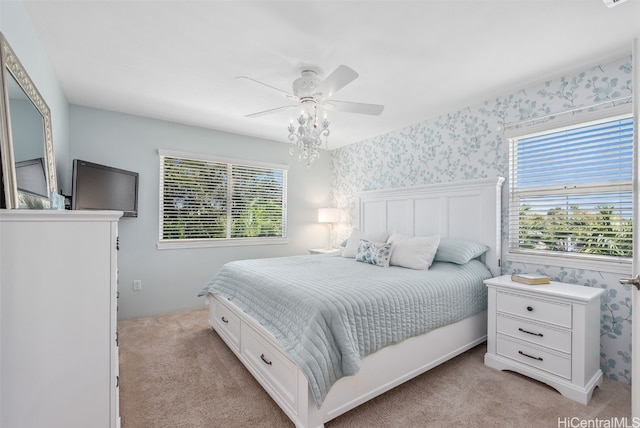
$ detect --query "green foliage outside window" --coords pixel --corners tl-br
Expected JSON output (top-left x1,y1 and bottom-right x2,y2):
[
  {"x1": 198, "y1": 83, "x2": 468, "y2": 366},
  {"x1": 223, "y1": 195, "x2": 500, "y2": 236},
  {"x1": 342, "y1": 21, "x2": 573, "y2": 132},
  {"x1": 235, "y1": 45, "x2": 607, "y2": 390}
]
[
  {"x1": 160, "y1": 155, "x2": 286, "y2": 241},
  {"x1": 517, "y1": 204, "x2": 632, "y2": 258}
]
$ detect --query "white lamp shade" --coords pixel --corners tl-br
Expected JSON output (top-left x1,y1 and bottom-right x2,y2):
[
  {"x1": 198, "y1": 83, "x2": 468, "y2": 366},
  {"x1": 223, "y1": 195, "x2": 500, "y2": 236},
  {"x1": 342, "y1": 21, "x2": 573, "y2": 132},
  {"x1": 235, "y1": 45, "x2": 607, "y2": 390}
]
[{"x1": 318, "y1": 208, "x2": 341, "y2": 223}]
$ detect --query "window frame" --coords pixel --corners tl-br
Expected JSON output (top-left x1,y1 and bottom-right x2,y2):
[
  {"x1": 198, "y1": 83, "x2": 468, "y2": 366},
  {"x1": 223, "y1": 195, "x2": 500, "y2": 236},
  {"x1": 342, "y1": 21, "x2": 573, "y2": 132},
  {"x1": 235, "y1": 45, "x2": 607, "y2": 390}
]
[
  {"x1": 157, "y1": 149, "x2": 288, "y2": 250},
  {"x1": 505, "y1": 104, "x2": 633, "y2": 275}
]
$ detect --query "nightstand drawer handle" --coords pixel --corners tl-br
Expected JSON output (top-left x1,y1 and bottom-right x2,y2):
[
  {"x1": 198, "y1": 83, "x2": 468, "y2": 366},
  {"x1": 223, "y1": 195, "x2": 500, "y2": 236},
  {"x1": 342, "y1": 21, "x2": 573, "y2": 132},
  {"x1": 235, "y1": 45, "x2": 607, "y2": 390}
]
[
  {"x1": 518, "y1": 350, "x2": 543, "y2": 361},
  {"x1": 221, "y1": 316, "x2": 229, "y2": 323},
  {"x1": 518, "y1": 327, "x2": 543, "y2": 337},
  {"x1": 526, "y1": 306, "x2": 533, "y2": 312}
]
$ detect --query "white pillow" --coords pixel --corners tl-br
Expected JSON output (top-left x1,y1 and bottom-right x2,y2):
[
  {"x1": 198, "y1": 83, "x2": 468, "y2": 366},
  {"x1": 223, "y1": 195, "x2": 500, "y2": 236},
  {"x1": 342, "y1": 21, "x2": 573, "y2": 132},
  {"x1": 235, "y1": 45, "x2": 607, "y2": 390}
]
[
  {"x1": 388, "y1": 233, "x2": 440, "y2": 270},
  {"x1": 341, "y1": 228, "x2": 390, "y2": 258}
]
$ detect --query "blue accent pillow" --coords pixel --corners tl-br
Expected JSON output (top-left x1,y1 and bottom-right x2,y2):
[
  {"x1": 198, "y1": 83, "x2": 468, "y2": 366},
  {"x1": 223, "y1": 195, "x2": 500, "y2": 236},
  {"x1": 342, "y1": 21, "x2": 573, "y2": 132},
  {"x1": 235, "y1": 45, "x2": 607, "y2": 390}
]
[
  {"x1": 434, "y1": 238, "x2": 489, "y2": 264},
  {"x1": 355, "y1": 239, "x2": 393, "y2": 267}
]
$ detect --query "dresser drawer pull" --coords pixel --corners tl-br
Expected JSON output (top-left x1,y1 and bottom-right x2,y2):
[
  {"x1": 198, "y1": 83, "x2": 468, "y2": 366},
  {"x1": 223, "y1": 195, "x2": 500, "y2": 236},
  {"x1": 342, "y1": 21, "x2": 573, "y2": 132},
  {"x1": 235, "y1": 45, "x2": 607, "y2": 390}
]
[
  {"x1": 221, "y1": 316, "x2": 229, "y2": 323},
  {"x1": 260, "y1": 353, "x2": 273, "y2": 366},
  {"x1": 518, "y1": 350, "x2": 543, "y2": 361},
  {"x1": 518, "y1": 327, "x2": 543, "y2": 337},
  {"x1": 526, "y1": 306, "x2": 533, "y2": 312}
]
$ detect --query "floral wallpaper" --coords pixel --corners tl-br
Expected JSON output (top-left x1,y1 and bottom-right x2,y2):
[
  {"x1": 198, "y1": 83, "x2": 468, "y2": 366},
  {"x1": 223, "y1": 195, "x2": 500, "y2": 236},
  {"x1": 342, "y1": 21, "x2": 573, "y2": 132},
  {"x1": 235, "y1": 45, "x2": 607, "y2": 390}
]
[{"x1": 331, "y1": 56, "x2": 634, "y2": 383}]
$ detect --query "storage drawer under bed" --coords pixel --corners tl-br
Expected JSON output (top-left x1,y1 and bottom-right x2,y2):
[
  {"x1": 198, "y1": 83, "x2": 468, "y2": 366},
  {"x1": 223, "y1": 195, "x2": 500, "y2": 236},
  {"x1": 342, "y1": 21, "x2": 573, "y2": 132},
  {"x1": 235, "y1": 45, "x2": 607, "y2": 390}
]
[
  {"x1": 241, "y1": 322, "x2": 298, "y2": 415},
  {"x1": 210, "y1": 296, "x2": 241, "y2": 353},
  {"x1": 208, "y1": 294, "x2": 300, "y2": 419}
]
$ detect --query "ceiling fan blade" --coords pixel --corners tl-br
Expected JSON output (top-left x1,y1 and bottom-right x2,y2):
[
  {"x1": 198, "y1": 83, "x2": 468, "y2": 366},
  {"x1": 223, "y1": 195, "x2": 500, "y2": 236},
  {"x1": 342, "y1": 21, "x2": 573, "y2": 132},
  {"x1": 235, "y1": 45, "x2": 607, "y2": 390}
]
[
  {"x1": 245, "y1": 105, "x2": 297, "y2": 118},
  {"x1": 236, "y1": 76, "x2": 298, "y2": 101},
  {"x1": 325, "y1": 100, "x2": 385, "y2": 116},
  {"x1": 314, "y1": 65, "x2": 359, "y2": 100}
]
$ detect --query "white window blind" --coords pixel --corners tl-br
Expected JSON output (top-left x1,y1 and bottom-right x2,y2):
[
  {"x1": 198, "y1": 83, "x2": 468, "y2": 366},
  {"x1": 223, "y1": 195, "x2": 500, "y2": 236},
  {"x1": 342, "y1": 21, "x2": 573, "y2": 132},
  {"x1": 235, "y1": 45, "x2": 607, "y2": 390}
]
[
  {"x1": 509, "y1": 114, "x2": 633, "y2": 261},
  {"x1": 158, "y1": 150, "x2": 287, "y2": 247}
]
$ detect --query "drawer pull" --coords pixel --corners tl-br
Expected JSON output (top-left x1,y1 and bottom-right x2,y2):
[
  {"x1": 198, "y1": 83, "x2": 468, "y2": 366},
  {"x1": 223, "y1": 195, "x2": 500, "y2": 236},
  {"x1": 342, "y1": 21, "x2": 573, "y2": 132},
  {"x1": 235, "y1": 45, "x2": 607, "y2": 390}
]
[
  {"x1": 221, "y1": 316, "x2": 229, "y2": 323},
  {"x1": 526, "y1": 306, "x2": 534, "y2": 312},
  {"x1": 260, "y1": 353, "x2": 273, "y2": 366},
  {"x1": 518, "y1": 350, "x2": 543, "y2": 361},
  {"x1": 518, "y1": 327, "x2": 543, "y2": 337}
]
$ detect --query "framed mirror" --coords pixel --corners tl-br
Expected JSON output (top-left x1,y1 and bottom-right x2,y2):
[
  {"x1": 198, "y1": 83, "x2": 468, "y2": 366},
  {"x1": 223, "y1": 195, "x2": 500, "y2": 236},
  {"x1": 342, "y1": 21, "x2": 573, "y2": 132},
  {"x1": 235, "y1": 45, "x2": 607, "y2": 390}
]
[{"x1": 0, "y1": 32, "x2": 57, "y2": 209}]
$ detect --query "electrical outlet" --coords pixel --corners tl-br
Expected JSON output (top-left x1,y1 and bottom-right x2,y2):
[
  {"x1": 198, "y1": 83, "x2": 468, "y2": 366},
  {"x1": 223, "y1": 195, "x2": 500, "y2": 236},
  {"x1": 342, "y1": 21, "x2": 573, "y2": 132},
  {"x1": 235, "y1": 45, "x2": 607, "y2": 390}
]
[{"x1": 133, "y1": 280, "x2": 142, "y2": 291}]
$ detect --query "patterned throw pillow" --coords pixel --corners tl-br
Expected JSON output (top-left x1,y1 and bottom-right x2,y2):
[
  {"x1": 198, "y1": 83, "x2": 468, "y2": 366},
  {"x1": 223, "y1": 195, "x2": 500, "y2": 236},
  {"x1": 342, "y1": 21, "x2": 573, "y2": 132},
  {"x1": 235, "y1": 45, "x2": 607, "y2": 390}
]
[
  {"x1": 355, "y1": 238, "x2": 393, "y2": 267},
  {"x1": 341, "y1": 228, "x2": 391, "y2": 258}
]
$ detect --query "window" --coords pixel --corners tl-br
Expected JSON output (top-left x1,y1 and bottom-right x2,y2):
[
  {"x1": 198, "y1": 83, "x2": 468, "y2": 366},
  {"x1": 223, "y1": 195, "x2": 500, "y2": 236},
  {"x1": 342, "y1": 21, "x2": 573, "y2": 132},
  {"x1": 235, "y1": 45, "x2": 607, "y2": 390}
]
[
  {"x1": 508, "y1": 112, "x2": 633, "y2": 269},
  {"x1": 158, "y1": 150, "x2": 287, "y2": 249}
]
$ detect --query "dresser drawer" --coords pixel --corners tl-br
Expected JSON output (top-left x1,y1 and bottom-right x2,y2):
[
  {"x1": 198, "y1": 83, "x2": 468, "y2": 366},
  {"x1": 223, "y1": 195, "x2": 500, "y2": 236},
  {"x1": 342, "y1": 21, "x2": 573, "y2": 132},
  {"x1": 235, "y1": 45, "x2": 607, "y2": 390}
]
[
  {"x1": 211, "y1": 296, "x2": 241, "y2": 353},
  {"x1": 497, "y1": 335, "x2": 571, "y2": 380},
  {"x1": 497, "y1": 314, "x2": 571, "y2": 354},
  {"x1": 497, "y1": 291, "x2": 572, "y2": 328},
  {"x1": 241, "y1": 322, "x2": 298, "y2": 414}
]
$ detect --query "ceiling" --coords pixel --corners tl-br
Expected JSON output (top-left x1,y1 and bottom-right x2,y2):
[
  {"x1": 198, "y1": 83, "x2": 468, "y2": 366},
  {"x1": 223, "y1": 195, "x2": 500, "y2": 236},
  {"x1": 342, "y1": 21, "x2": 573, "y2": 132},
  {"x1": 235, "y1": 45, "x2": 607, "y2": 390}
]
[{"x1": 23, "y1": 0, "x2": 640, "y2": 149}]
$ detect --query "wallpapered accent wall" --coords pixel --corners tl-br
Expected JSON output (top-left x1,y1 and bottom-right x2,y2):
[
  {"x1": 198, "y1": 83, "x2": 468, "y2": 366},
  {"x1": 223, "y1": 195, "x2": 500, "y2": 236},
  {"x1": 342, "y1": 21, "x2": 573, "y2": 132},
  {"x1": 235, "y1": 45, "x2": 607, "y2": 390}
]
[{"x1": 331, "y1": 56, "x2": 634, "y2": 383}]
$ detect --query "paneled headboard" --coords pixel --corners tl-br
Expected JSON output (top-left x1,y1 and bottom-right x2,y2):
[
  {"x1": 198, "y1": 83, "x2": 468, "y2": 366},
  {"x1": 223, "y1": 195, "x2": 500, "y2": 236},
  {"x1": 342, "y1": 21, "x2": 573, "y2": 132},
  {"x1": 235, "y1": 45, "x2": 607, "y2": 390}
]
[{"x1": 356, "y1": 177, "x2": 505, "y2": 276}]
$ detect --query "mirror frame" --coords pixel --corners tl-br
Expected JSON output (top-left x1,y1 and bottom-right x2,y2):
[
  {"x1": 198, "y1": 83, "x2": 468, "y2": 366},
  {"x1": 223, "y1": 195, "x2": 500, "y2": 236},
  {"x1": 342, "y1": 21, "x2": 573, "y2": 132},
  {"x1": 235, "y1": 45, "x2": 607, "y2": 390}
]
[{"x1": 0, "y1": 32, "x2": 57, "y2": 209}]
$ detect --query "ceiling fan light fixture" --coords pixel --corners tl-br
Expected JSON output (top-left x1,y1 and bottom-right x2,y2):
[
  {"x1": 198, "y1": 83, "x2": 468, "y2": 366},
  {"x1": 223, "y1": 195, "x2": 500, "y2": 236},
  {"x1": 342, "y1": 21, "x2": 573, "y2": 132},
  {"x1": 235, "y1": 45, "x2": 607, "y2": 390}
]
[
  {"x1": 288, "y1": 106, "x2": 330, "y2": 168},
  {"x1": 239, "y1": 64, "x2": 383, "y2": 167}
]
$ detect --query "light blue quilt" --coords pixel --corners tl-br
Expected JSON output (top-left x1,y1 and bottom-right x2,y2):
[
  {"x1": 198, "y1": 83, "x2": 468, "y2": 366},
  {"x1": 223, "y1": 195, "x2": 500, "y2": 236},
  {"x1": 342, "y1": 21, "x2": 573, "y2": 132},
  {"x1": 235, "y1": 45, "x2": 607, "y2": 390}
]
[{"x1": 199, "y1": 255, "x2": 490, "y2": 407}]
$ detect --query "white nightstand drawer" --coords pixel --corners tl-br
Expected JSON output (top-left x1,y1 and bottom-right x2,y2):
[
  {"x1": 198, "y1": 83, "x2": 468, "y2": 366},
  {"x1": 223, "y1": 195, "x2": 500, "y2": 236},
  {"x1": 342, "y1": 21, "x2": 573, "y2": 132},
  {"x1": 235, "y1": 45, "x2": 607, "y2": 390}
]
[
  {"x1": 497, "y1": 314, "x2": 571, "y2": 354},
  {"x1": 497, "y1": 291, "x2": 572, "y2": 328},
  {"x1": 497, "y1": 335, "x2": 571, "y2": 380}
]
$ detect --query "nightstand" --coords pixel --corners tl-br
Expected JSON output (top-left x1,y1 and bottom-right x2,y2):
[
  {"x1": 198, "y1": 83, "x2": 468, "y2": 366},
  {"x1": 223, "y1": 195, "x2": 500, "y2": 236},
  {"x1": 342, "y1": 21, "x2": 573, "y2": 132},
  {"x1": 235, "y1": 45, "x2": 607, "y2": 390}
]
[
  {"x1": 484, "y1": 275, "x2": 604, "y2": 404},
  {"x1": 308, "y1": 248, "x2": 342, "y2": 255}
]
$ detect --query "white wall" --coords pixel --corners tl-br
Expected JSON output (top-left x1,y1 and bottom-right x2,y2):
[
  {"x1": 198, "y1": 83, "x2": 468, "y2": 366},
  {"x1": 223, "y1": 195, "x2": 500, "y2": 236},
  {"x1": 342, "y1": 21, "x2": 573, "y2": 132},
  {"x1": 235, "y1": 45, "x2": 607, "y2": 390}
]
[{"x1": 70, "y1": 105, "x2": 332, "y2": 319}]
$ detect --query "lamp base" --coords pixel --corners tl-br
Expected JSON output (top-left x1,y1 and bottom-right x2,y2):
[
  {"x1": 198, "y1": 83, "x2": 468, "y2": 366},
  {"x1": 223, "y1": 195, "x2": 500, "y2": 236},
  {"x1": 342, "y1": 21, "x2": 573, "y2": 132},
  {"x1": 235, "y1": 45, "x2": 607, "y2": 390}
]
[{"x1": 326, "y1": 223, "x2": 333, "y2": 250}]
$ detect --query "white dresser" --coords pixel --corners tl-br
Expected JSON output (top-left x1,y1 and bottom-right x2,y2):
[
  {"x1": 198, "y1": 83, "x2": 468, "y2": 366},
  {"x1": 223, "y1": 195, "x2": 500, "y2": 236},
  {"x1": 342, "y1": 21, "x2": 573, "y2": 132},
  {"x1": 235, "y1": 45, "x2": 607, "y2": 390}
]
[
  {"x1": 0, "y1": 210, "x2": 121, "y2": 428},
  {"x1": 484, "y1": 275, "x2": 604, "y2": 404}
]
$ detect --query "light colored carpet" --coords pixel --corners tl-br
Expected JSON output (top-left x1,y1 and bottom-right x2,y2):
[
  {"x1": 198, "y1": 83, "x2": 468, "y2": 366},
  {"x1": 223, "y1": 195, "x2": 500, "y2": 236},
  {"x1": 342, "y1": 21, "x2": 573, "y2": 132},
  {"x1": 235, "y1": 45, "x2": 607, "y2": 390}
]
[{"x1": 118, "y1": 308, "x2": 631, "y2": 428}]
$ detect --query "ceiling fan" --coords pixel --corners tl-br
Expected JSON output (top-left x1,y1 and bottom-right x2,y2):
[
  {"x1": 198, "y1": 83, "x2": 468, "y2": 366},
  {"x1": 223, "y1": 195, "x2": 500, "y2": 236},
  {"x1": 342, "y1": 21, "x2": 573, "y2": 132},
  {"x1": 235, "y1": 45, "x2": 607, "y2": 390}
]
[{"x1": 237, "y1": 65, "x2": 384, "y2": 118}]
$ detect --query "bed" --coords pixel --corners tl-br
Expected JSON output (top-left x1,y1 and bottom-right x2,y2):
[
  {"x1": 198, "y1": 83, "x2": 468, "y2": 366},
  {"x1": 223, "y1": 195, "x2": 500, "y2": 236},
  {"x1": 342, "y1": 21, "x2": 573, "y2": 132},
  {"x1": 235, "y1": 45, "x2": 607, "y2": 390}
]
[{"x1": 200, "y1": 177, "x2": 504, "y2": 428}]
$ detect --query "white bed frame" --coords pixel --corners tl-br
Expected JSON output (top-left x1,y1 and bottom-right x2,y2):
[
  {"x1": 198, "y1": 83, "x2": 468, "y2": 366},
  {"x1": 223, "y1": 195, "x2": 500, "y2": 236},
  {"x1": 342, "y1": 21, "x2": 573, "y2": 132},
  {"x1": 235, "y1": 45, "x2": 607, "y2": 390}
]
[{"x1": 206, "y1": 177, "x2": 505, "y2": 428}]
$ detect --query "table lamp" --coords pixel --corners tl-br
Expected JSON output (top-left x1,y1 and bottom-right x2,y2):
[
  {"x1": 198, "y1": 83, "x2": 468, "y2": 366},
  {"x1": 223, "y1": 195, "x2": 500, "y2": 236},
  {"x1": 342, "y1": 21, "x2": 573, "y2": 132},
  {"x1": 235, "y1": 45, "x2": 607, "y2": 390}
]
[{"x1": 318, "y1": 208, "x2": 341, "y2": 249}]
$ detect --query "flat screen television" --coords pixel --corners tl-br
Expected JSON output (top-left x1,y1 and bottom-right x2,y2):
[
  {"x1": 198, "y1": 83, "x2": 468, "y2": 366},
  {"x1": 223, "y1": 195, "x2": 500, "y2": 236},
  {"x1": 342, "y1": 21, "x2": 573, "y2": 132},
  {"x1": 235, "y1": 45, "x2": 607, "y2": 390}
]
[
  {"x1": 72, "y1": 159, "x2": 139, "y2": 217},
  {"x1": 15, "y1": 157, "x2": 48, "y2": 197}
]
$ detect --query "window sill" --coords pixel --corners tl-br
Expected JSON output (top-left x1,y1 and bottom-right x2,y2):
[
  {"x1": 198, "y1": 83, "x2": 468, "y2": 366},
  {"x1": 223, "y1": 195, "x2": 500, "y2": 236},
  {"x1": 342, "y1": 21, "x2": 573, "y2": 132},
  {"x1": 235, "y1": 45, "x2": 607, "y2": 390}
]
[
  {"x1": 157, "y1": 237, "x2": 288, "y2": 250},
  {"x1": 507, "y1": 250, "x2": 632, "y2": 276}
]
